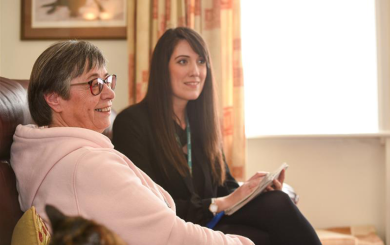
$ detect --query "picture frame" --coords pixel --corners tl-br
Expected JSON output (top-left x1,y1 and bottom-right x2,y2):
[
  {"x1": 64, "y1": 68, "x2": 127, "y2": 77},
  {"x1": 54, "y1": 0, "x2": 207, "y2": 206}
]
[{"x1": 21, "y1": 0, "x2": 127, "y2": 40}]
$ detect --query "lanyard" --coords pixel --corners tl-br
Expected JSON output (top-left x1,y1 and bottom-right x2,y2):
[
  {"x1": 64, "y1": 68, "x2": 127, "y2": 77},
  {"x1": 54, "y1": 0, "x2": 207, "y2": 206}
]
[{"x1": 175, "y1": 115, "x2": 192, "y2": 176}]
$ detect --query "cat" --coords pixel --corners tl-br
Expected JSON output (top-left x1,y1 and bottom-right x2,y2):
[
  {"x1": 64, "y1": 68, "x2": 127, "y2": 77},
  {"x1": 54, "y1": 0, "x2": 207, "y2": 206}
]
[{"x1": 45, "y1": 205, "x2": 126, "y2": 245}]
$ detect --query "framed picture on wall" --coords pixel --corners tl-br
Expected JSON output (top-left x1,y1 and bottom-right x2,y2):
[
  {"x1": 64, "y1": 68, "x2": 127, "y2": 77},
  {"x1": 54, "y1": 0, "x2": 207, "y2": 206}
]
[{"x1": 21, "y1": 0, "x2": 127, "y2": 40}]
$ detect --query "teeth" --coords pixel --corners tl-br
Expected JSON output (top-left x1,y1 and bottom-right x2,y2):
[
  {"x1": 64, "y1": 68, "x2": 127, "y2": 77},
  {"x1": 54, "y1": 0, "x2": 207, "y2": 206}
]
[{"x1": 95, "y1": 107, "x2": 111, "y2": 112}]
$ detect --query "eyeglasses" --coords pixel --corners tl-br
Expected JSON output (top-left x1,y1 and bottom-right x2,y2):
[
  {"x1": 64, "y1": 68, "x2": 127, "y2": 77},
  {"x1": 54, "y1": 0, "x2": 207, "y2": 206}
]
[{"x1": 70, "y1": 74, "x2": 116, "y2": 96}]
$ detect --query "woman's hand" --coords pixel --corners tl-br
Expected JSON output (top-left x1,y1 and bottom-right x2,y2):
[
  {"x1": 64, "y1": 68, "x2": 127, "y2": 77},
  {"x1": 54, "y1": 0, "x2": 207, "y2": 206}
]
[
  {"x1": 214, "y1": 169, "x2": 286, "y2": 212},
  {"x1": 264, "y1": 169, "x2": 285, "y2": 192},
  {"x1": 214, "y1": 172, "x2": 268, "y2": 212}
]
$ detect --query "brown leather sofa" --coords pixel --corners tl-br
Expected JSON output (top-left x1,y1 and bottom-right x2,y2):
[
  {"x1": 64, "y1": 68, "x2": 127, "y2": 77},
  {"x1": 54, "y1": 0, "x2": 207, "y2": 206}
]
[{"x1": 0, "y1": 76, "x2": 116, "y2": 245}]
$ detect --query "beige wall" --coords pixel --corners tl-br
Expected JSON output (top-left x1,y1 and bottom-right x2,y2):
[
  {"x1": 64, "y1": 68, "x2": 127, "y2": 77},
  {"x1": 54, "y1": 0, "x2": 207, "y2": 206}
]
[
  {"x1": 247, "y1": 137, "x2": 386, "y2": 239},
  {"x1": 1, "y1": 0, "x2": 388, "y2": 242},
  {"x1": 246, "y1": 0, "x2": 390, "y2": 240},
  {"x1": 0, "y1": 0, "x2": 129, "y2": 113}
]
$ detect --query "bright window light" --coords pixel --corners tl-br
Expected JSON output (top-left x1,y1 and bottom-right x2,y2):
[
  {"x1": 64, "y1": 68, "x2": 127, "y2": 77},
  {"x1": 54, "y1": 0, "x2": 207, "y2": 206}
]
[{"x1": 242, "y1": 0, "x2": 378, "y2": 137}]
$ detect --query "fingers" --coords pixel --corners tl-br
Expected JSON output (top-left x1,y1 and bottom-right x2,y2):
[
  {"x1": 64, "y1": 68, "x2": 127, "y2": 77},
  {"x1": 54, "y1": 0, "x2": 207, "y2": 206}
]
[
  {"x1": 256, "y1": 171, "x2": 268, "y2": 176},
  {"x1": 246, "y1": 172, "x2": 268, "y2": 189},
  {"x1": 265, "y1": 179, "x2": 283, "y2": 192},
  {"x1": 250, "y1": 170, "x2": 285, "y2": 193},
  {"x1": 265, "y1": 185, "x2": 274, "y2": 192},
  {"x1": 272, "y1": 179, "x2": 283, "y2": 190},
  {"x1": 248, "y1": 171, "x2": 268, "y2": 181},
  {"x1": 247, "y1": 177, "x2": 263, "y2": 189},
  {"x1": 278, "y1": 169, "x2": 286, "y2": 184},
  {"x1": 256, "y1": 171, "x2": 268, "y2": 178}
]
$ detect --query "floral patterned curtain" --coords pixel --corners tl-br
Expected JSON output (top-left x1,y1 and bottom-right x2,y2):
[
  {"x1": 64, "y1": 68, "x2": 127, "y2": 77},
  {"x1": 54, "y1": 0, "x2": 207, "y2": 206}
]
[{"x1": 127, "y1": 0, "x2": 246, "y2": 180}]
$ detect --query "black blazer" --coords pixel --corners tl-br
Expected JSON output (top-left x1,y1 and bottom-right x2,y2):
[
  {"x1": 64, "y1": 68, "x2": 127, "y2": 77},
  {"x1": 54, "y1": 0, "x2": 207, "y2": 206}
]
[{"x1": 112, "y1": 101, "x2": 239, "y2": 225}]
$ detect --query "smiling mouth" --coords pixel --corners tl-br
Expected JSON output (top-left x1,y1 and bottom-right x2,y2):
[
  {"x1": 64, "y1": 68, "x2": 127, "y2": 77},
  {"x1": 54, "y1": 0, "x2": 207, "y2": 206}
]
[
  {"x1": 184, "y1": 82, "x2": 200, "y2": 85},
  {"x1": 95, "y1": 107, "x2": 111, "y2": 112}
]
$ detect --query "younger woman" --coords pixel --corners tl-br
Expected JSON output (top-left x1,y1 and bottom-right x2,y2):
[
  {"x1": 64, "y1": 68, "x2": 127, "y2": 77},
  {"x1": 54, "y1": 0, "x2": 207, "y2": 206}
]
[{"x1": 113, "y1": 27, "x2": 321, "y2": 245}]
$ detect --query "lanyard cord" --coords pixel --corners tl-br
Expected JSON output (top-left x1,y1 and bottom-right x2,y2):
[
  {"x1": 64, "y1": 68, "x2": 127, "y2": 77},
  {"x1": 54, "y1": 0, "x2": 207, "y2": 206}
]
[
  {"x1": 186, "y1": 115, "x2": 192, "y2": 175},
  {"x1": 175, "y1": 114, "x2": 192, "y2": 176}
]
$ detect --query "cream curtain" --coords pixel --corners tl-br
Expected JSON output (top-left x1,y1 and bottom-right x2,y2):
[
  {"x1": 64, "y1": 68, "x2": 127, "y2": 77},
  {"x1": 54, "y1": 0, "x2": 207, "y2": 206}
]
[{"x1": 127, "y1": 0, "x2": 246, "y2": 181}]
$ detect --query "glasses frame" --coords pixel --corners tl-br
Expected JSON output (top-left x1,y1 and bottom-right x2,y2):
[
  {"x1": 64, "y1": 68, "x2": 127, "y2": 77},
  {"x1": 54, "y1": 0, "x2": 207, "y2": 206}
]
[{"x1": 70, "y1": 74, "x2": 116, "y2": 96}]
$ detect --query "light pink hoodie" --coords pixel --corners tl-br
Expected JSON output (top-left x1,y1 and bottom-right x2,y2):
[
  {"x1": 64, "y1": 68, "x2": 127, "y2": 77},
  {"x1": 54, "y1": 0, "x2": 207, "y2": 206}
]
[{"x1": 11, "y1": 124, "x2": 253, "y2": 245}]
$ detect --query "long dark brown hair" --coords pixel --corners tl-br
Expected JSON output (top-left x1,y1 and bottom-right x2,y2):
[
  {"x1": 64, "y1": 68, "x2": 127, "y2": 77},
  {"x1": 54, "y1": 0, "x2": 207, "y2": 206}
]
[{"x1": 144, "y1": 27, "x2": 226, "y2": 185}]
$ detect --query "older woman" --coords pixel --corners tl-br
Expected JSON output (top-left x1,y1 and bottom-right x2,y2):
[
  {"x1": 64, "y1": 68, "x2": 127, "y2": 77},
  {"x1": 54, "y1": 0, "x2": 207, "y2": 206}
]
[{"x1": 10, "y1": 40, "x2": 253, "y2": 245}]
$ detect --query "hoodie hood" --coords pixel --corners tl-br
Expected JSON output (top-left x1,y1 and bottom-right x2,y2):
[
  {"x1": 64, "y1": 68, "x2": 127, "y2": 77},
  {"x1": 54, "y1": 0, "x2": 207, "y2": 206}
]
[{"x1": 11, "y1": 124, "x2": 113, "y2": 211}]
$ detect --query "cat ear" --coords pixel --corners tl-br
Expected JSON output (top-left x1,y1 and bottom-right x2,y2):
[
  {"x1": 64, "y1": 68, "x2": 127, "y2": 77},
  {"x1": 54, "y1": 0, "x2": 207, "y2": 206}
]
[{"x1": 45, "y1": 204, "x2": 66, "y2": 230}]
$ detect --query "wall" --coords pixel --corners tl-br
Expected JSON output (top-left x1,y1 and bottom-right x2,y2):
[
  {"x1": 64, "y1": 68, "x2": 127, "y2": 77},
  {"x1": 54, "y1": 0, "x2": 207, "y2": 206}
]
[
  {"x1": 244, "y1": 0, "x2": 390, "y2": 240},
  {"x1": 0, "y1": 0, "x2": 129, "y2": 112},
  {"x1": 247, "y1": 136, "x2": 386, "y2": 239}
]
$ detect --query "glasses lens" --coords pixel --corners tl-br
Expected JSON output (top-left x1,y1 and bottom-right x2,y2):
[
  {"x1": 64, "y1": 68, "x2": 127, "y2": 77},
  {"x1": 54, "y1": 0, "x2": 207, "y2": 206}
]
[
  {"x1": 89, "y1": 75, "x2": 116, "y2": 95},
  {"x1": 109, "y1": 75, "x2": 116, "y2": 90},
  {"x1": 91, "y1": 79, "x2": 104, "y2": 95}
]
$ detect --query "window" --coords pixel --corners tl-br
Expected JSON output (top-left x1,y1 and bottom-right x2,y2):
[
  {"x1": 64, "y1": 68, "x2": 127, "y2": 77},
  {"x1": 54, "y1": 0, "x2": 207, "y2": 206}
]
[{"x1": 242, "y1": 0, "x2": 378, "y2": 137}]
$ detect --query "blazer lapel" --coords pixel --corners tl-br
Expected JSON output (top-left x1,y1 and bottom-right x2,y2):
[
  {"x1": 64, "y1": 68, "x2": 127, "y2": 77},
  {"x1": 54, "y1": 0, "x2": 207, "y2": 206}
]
[{"x1": 183, "y1": 171, "x2": 194, "y2": 193}]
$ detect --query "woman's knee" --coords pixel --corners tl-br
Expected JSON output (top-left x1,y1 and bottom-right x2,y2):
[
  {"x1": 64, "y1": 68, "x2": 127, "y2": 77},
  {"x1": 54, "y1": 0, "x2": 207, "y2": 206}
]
[
  {"x1": 264, "y1": 190, "x2": 291, "y2": 202},
  {"x1": 226, "y1": 191, "x2": 298, "y2": 223},
  {"x1": 257, "y1": 191, "x2": 296, "y2": 212}
]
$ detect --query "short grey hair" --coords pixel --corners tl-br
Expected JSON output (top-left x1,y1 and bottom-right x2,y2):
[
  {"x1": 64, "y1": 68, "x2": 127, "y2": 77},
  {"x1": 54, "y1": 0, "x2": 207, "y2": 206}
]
[{"x1": 28, "y1": 40, "x2": 106, "y2": 126}]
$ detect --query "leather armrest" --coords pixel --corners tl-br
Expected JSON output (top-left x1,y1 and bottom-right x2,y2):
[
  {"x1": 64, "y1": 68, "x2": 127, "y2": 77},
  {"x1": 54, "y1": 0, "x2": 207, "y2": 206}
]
[{"x1": 0, "y1": 161, "x2": 23, "y2": 245}]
